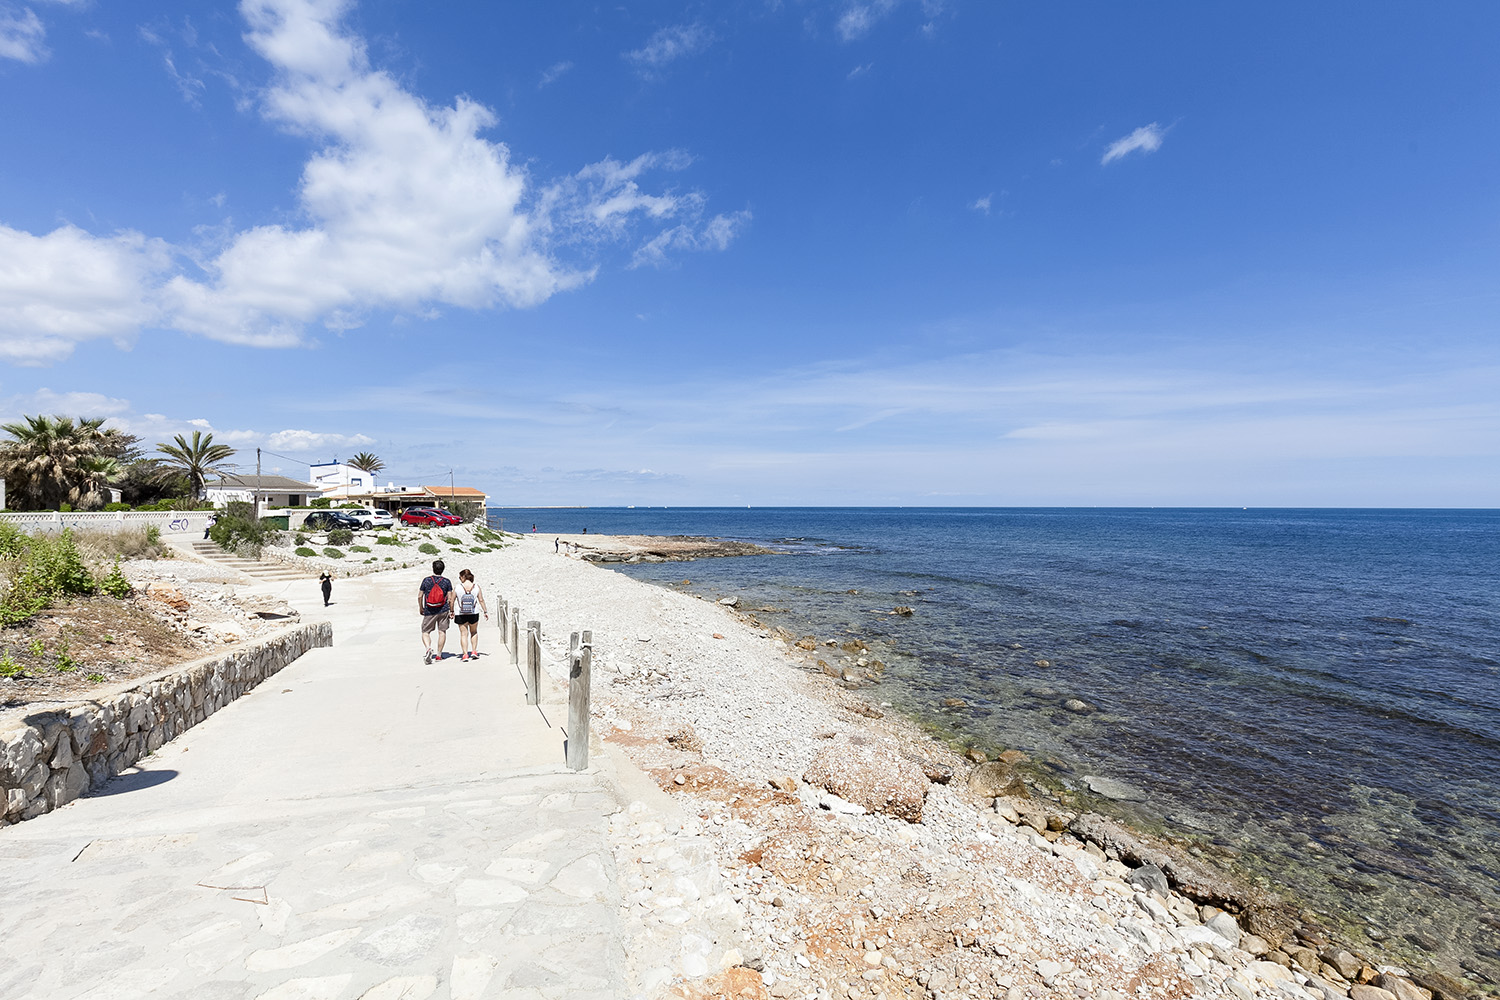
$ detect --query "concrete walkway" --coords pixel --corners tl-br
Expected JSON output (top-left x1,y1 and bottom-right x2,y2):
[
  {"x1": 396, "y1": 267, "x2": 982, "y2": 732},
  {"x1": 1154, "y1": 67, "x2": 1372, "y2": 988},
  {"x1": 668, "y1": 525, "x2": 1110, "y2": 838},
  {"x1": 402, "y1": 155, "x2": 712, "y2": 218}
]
[{"x1": 0, "y1": 570, "x2": 627, "y2": 1000}]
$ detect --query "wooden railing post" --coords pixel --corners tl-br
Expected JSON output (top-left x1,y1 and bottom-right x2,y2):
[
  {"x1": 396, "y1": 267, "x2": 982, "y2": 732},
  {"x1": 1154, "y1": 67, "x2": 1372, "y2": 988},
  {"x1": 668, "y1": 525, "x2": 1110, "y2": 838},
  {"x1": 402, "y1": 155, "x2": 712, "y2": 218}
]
[
  {"x1": 566, "y1": 630, "x2": 592, "y2": 770},
  {"x1": 509, "y1": 610, "x2": 520, "y2": 669},
  {"x1": 525, "y1": 621, "x2": 541, "y2": 705}
]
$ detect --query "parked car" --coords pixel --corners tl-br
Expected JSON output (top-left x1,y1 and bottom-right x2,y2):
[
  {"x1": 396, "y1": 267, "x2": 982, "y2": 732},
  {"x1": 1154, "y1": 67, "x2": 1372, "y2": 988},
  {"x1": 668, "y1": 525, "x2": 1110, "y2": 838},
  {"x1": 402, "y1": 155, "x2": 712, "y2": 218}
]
[
  {"x1": 341, "y1": 507, "x2": 394, "y2": 529},
  {"x1": 302, "y1": 510, "x2": 363, "y2": 531},
  {"x1": 399, "y1": 506, "x2": 461, "y2": 526}
]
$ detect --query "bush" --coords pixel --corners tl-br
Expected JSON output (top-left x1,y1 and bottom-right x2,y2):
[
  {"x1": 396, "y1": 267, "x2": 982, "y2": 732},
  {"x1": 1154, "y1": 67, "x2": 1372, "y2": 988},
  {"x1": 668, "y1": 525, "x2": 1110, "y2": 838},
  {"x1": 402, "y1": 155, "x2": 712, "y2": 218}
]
[
  {"x1": 209, "y1": 501, "x2": 269, "y2": 556},
  {"x1": 469, "y1": 547, "x2": 487, "y2": 553},
  {"x1": 383, "y1": 557, "x2": 394, "y2": 562},
  {"x1": 309, "y1": 498, "x2": 331, "y2": 509},
  {"x1": 351, "y1": 545, "x2": 371, "y2": 553},
  {"x1": 418, "y1": 542, "x2": 439, "y2": 555},
  {"x1": 103, "y1": 502, "x2": 132, "y2": 512},
  {"x1": 0, "y1": 529, "x2": 97, "y2": 625},
  {"x1": 100, "y1": 558, "x2": 131, "y2": 598},
  {"x1": 323, "y1": 547, "x2": 345, "y2": 559},
  {"x1": 74, "y1": 527, "x2": 169, "y2": 562},
  {"x1": 439, "y1": 535, "x2": 461, "y2": 546},
  {"x1": 327, "y1": 528, "x2": 354, "y2": 546},
  {"x1": 295, "y1": 547, "x2": 317, "y2": 557},
  {"x1": 377, "y1": 535, "x2": 400, "y2": 545},
  {"x1": 295, "y1": 533, "x2": 307, "y2": 545}
]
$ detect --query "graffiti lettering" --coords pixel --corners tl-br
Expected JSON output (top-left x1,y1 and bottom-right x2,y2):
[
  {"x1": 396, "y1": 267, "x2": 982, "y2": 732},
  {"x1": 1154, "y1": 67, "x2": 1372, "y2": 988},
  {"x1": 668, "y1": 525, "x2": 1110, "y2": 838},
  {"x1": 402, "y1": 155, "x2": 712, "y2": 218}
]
[{"x1": 169, "y1": 518, "x2": 191, "y2": 533}]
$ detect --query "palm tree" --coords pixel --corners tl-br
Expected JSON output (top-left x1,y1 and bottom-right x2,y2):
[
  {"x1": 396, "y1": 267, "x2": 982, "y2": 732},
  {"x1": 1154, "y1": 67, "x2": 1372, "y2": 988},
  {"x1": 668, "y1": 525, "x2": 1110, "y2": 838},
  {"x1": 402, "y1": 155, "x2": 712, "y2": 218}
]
[
  {"x1": 348, "y1": 452, "x2": 385, "y2": 475},
  {"x1": 156, "y1": 431, "x2": 236, "y2": 498},
  {"x1": 0, "y1": 414, "x2": 113, "y2": 510}
]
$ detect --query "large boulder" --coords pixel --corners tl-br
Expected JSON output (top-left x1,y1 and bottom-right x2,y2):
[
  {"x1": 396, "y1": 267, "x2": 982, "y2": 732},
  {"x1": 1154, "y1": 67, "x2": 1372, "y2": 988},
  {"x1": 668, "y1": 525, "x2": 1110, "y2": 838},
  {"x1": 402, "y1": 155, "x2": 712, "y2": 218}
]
[
  {"x1": 804, "y1": 738, "x2": 927, "y2": 823},
  {"x1": 1069, "y1": 812, "x2": 1257, "y2": 908},
  {"x1": 967, "y1": 761, "x2": 1027, "y2": 799}
]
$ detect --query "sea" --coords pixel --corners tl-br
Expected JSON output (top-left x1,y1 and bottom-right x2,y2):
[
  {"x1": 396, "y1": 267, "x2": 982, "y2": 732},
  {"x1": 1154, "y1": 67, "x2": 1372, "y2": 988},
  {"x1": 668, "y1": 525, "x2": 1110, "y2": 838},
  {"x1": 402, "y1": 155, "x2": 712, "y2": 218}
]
[{"x1": 489, "y1": 507, "x2": 1500, "y2": 984}]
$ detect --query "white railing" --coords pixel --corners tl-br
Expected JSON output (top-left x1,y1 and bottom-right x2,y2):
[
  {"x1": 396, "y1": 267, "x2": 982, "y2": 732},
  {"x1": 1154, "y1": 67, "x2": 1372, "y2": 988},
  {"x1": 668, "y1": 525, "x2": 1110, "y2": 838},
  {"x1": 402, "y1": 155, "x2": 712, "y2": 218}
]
[{"x1": 0, "y1": 511, "x2": 212, "y2": 534}]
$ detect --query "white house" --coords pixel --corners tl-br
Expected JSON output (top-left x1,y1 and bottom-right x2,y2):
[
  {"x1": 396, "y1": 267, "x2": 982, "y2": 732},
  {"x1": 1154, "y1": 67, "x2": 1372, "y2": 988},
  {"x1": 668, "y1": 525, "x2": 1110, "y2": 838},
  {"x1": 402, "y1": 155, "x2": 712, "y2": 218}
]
[
  {"x1": 203, "y1": 474, "x2": 316, "y2": 508},
  {"x1": 309, "y1": 462, "x2": 381, "y2": 498}
]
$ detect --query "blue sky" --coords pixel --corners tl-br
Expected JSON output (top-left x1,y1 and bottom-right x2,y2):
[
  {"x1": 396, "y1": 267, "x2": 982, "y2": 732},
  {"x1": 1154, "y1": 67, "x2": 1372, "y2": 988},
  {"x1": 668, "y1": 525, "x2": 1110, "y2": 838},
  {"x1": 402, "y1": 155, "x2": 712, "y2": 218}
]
[{"x1": 0, "y1": 0, "x2": 1496, "y2": 506}]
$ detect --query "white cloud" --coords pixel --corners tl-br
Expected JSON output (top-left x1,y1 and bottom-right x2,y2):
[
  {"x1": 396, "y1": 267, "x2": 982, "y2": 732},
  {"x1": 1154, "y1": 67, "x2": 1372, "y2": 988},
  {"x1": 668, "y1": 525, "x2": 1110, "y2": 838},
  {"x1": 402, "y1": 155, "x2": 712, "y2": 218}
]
[
  {"x1": 0, "y1": 388, "x2": 132, "y2": 420},
  {"x1": 625, "y1": 23, "x2": 712, "y2": 69},
  {"x1": 970, "y1": 193, "x2": 992, "y2": 215},
  {"x1": 537, "y1": 59, "x2": 572, "y2": 88},
  {"x1": 0, "y1": 225, "x2": 171, "y2": 364},
  {"x1": 631, "y1": 210, "x2": 752, "y2": 269},
  {"x1": 0, "y1": 0, "x2": 741, "y2": 364},
  {"x1": 1101, "y1": 122, "x2": 1166, "y2": 165},
  {"x1": 0, "y1": 5, "x2": 46, "y2": 63},
  {"x1": 837, "y1": 1, "x2": 898, "y2": 41},
  {"x1": 264, "y1": 428, "x2": 374, "y2": 451},
  {"x1": 846, "y1": 62, "x2": 873, "y2": 79}
]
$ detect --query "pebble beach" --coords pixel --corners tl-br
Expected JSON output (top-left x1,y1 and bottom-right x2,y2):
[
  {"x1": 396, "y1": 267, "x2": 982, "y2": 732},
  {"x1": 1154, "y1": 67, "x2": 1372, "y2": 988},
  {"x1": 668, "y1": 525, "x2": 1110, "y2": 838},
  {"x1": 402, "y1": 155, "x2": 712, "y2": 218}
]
[{"x1": 434, "y1": 530, "x2": 1474, "y2": 1000}]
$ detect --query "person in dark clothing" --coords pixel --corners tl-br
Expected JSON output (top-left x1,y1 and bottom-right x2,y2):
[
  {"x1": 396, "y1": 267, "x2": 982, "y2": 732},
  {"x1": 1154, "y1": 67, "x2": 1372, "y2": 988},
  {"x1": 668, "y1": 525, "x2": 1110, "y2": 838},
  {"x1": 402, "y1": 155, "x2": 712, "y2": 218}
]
[
  {"x1": 319, "y1": 570, "x2": 333, "y2": 606},
  {"x1": 418, "y1": 559, "x2": 453, "y2": 664}
]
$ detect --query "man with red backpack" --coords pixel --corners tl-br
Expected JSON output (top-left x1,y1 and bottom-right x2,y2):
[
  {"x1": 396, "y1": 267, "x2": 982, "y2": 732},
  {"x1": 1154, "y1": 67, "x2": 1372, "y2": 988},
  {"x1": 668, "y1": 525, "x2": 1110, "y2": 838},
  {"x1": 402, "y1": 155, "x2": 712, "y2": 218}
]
[{"x1": 418, "y1": 559, "x2": 454, "y2": 664}]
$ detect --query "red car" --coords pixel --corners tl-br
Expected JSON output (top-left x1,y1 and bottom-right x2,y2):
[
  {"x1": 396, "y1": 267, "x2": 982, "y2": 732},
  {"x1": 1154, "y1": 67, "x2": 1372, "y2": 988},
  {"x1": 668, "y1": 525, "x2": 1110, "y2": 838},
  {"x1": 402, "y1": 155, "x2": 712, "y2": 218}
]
[{"x1": 399, "y1": 507, "x2": 461, "y2": 526}]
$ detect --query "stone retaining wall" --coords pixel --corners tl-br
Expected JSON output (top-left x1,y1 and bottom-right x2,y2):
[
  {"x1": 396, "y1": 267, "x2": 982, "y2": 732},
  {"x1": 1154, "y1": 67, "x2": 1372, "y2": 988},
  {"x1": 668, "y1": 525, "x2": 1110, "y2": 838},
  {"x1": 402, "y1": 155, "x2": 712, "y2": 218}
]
[{"x1": 0, "y1": 622, "x2": 333, "y2": 827}]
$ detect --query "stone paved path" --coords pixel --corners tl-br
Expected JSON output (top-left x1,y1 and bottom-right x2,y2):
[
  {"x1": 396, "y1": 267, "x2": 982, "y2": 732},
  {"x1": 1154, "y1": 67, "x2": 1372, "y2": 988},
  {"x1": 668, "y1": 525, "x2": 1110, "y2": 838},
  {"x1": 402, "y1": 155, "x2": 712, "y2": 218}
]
[{"x1": 0, "y1": 570, "x2": 628, "y2": 1000}]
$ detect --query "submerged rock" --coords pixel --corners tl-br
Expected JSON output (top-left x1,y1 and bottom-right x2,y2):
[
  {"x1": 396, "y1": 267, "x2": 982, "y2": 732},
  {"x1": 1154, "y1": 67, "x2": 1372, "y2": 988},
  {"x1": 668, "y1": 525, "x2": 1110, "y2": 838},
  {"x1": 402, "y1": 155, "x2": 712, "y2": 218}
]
[
  {"x1": 967, "y1": 761, "x2": 1027, "y2": 799},
  {"x1": 1084, "y1": 775, "x2": 1147, "y2": 801}
]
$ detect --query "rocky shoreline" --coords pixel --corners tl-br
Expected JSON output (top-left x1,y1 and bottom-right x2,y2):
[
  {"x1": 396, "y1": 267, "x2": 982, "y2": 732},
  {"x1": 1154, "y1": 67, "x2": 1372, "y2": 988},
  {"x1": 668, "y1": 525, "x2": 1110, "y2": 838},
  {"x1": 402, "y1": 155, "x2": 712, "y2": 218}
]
[
  {"x1": 555, "y1": 532, "x2": 779, "y2": 563},
  {"x1": 484, "y1": 534, "x2": 1484, "y2": 1000}
]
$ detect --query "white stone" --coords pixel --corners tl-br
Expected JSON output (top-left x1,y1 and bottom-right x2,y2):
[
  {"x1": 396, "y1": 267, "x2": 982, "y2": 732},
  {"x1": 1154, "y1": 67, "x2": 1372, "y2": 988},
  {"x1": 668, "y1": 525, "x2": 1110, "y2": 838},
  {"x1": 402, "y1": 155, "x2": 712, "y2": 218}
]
[
  {"x1": 449, "y1": 953, "x2": 499, "y2": 1000},
  {"x1": 245, "y1": 929, "x2": 361, "y2": 972},
  {"x1": 485, "y1": 857, "x2": 551, "y2": 884},
  {"x1": 454, "y1": 880, "x2": 528, "y2": 907},
  {"x1": 252, "y1": 976, "x2": 354, "y2": 1000},
  {"x1": 550, "y1": 854, "x2": 609, "y2": 899},
  {"x1": 356, "y1": 976, "x2": 437, "y2": 1000}
]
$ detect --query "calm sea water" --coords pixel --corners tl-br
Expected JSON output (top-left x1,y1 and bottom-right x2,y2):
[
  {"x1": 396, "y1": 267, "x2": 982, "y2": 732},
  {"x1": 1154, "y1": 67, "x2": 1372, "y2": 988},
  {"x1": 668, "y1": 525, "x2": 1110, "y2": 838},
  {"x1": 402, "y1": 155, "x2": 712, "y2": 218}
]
[{"x1": 492, "y1": 507, "x2": 1500, "y2": 983}]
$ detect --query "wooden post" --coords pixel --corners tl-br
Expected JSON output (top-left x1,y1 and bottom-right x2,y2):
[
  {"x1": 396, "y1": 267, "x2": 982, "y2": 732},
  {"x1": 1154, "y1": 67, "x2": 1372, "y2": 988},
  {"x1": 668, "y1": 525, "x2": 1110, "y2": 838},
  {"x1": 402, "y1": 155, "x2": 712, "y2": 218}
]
[
  {"x1": 566, "y1": 629, "x2": 591, "y2": 770},
  {"x1": 525, "y1": 620, "x2": 541, "y2": 705},
  {"x1": 509, "y1": 611, "x2": 520, "y2": 668}
]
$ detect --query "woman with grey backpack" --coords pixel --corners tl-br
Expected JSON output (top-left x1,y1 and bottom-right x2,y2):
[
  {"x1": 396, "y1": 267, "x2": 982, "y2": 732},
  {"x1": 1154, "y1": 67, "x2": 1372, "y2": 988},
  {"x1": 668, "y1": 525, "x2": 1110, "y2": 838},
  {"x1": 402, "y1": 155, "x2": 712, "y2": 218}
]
[{"x1": 452, "y1": 568, "x2": 488, "y2": 662}]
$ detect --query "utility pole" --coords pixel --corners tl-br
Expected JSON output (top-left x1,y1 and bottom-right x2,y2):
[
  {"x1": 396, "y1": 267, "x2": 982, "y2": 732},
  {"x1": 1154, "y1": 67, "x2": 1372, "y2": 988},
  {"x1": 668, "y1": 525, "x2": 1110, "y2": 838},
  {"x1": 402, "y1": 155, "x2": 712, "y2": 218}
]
[
  {"x1": 256, "y1": 448, "x2": 262, "y2": 518},
  {"x1": 450, "y1": 469, "x2": 455, "y2": 514}
]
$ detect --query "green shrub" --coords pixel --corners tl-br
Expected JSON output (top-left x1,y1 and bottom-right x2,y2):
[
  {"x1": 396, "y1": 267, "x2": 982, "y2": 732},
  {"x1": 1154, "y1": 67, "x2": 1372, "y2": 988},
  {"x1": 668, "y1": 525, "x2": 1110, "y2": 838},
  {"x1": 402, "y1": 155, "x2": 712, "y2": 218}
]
[
  {"x1": 295, "y1": 547, "x2": 317, "y2": 557},
  {"x1": 309, "y1": 498, "x2": 331, "y2": 509},
  {"x1": 351, "y1": 545, "x2": 371, "y2": 553},
  {"x1": 86, "y1": 672, "x2": 105, "y2": 683},
  {"x1": 469, "y1": 547, "x2": 486, "y2": 553},
  {"x1": 383, "y1": 557, "x2": 394, "y2": 562},
  {"x1": 100, "y1": 558, "x2": 132, "y2": 598},
  {"x1": 54, "y1": 638, "x2": 76, "y2": 672},
  {"x1": 439, "y1": 535, "x2": 461, "y2": 546},
  {"x1": 209, "y1": 501, "x2": 269, "y2": 556},
  {"x1": 0, "y1": 529, "x2": 97, "y2": 625},
  {"x1": 295, "y1": 533, "x2": 307, "y2": 545},
  {"x1": 145, "y1": 524, "x2": 161, "y2": 547},
  {"x1": 377, "y1": 535, "x2": 400, "y2": 545},
  {"x1": 327, "y1": 528, "x2": 354, "y2": 546},
  {"x1": 103, "y1": 502, "x2": 132, "y2": 512},
  {"x1": 418, "y1": 542, "x2": 439, "y2": 555},
  {"x1": 0, "y1": 650, "x2": 20, "y2": 678},
  {"x1": 323, "y1": 547, "x2": 345, "y2": 559}
]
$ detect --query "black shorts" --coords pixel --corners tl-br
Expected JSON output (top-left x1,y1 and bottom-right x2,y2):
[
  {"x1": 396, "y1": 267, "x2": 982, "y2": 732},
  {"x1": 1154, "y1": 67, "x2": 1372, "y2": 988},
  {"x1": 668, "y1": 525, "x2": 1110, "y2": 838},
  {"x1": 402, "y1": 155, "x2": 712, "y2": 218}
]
[{"x1": 453, "y1": 613, "x2": 480, "y2": 626}]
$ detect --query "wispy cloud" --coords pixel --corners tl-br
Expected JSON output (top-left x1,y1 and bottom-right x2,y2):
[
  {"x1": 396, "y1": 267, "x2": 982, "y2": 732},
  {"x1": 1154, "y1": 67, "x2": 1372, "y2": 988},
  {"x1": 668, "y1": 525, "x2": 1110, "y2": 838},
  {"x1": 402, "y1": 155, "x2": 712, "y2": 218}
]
[
  {"x1": 625, "y1": 23, "x2": 712, "y2": 70},
  {"x1": 970, "y1": 193, "x2": 992, "y2": 215},
  {"x1": 1101, "y1": 122, "x2": 1167, "y2": 165},
  {"x1": 837, "y1": 0, "x2": 900, "y2": 41},
  {"x1": 0, "y1": 5, "x2": 46, "y2": 62},
  {"x1": 538, "y1": 59, "x2": 572, "y2": 88},
  {"x1": 0, "y1": 0, "x2": 742, "y2": 363},
  {"x1": 846, "y1": 62, "x2": 873, "y2": 79}
]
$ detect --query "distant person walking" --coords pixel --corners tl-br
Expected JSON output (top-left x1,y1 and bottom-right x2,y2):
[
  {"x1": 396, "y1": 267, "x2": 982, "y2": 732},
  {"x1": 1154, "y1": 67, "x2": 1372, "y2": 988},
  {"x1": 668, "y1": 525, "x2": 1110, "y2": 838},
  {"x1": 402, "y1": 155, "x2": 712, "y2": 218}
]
[
  {"x1": 203, "y1": 513, "x2": 217, "y2": 540},
  {"x1": 418, "y1": 559, "x2": 453, "y2": 664},
  {"x1": 319, "y1": 570, "x2": 333, "y2": 607},
  {"x1": 453, "y1": 569, "x2": 488, "y2": 661},
  {"x1": 554, "y1": 537, "x2": 559, "y2": 553}
]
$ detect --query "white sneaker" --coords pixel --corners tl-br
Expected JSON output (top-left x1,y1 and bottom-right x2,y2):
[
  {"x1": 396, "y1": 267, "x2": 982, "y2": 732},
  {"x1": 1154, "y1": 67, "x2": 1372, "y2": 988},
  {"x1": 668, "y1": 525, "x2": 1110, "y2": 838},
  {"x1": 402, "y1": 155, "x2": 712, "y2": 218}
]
[{"x1": 423, "y1": 648, "x2": 433, "y2": 664}]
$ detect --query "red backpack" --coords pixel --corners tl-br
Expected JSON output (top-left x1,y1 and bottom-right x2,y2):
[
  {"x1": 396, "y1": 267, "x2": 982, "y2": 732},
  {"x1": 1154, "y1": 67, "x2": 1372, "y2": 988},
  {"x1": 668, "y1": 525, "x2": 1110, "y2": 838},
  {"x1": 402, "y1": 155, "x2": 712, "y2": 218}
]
[{"x1": 424, "y1": 577, "x2": 446, "y2": 609}]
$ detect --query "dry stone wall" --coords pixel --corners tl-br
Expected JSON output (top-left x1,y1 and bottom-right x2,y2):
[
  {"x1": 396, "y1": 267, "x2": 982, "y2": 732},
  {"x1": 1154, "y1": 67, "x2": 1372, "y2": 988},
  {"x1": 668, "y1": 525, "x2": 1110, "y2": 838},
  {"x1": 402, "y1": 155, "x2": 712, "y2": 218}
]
[{"x1": 0, "y1": 622, "x2": 332, "y2": 826}]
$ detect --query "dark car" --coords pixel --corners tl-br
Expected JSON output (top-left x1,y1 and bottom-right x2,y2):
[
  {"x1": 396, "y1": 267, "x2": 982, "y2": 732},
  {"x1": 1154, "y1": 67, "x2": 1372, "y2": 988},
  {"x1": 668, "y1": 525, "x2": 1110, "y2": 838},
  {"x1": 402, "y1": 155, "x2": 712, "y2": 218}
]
[{"x1": 303, "y1": 510, "x2": 362, "y2": 531}]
